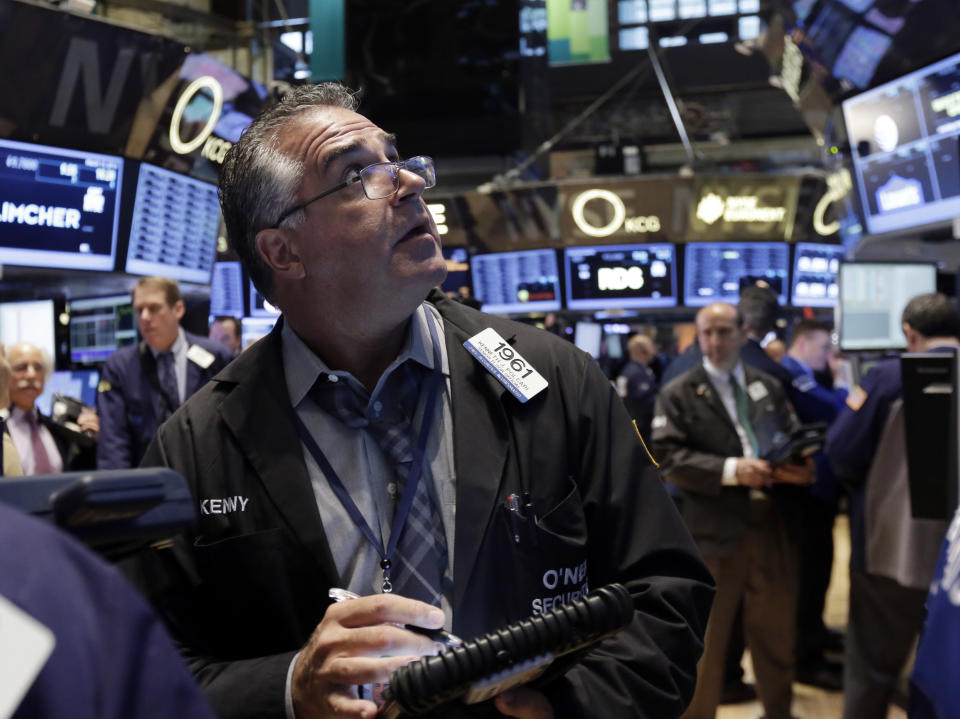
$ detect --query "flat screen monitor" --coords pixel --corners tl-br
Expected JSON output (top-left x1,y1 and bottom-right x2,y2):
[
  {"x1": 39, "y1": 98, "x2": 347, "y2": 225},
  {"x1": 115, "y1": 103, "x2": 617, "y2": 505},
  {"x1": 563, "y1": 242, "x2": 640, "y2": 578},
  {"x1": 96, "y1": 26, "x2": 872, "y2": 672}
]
[
  {"x1": 0, "y1": 300, "x2": 56, "y2": 364},
  {"x1": 441, "y1": 246, "x2": 471, "y2": 295},
  {"x1": 209, "y1": 261, "x2": 244, "y2": 319},
  {"x1": 791, "y1": 243, "x2": 846, "y2": 307},
  {"x1": 68, "y1": 295, "x2": 138, "y2": 365},
  {"x1": 683, "y1": 242, "x2": 790, "y2": 306},
  {"x1": 0, "y1": 138, "x2": 123, "y2": 270},
  {"x1": 241, "y1": 316, "x2": 278, "y2": 350},
  {"x1": 35, "y1": 369, "x2": 100, "y2": 415},
  {"x1": 838, "y1": 262, "x2": 937, "y2": 350},
  {"x1": 563, "y1": 243, "x2": 677, "y2": 310},
  {"x1": 124, "y1": 163, "x2": 220, "y2": 284},
  {"x1": 573, "y1": 321, "x2": 602, "y2": 358},
  {"x1": 843, "y1": 50, "x2": 960, "y2": 235},
  {"x1": 470, "y1": 249, "x2": 561, "y2": 314},
  {"x1": 249, "y1": 280, "x2": 281, "y2": 318}
]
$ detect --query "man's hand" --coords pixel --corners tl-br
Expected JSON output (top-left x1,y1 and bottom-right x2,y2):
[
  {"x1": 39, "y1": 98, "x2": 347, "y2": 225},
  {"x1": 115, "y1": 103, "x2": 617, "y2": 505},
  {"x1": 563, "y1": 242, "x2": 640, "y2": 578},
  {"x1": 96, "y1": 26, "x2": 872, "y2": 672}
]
[
  {"x1": 771, "y1": 457, "x2": 814, "y2": 485},
  {"x1": 735, "y1": 457, "x2": 772, "y2": 487},
  {"x1": 291, "y1": 593, "x2": 445, "y2": 719},
  {"x1": 77, "y1": 407, "x2": 99, "y2": 435},
  {"x1": 494, "y1": 687, "x2": 555, "y2": 718}
]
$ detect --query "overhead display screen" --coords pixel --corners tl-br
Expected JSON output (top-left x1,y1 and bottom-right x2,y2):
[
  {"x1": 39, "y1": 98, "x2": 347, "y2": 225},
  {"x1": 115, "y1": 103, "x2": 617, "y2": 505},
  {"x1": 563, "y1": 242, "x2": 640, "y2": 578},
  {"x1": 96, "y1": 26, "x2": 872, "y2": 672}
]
[
  {"x1": 471, "y1": 249, "x2": 561, "y2": 314},
  {"x1": 684, "y1": 242, "x2": 790, "y2": 306},
  {"x1": 843, "y1": 50, "x2": 960, "y2": 234},
  {"x1": 68, "y1": 294, "x2": 138, "y2": 365},
  {"x1": 839, "y1": 262, "x2": 936, "y2": 350},
  {"x1": 209, "y1": 261, "x2": 244, "y2": 318},
  {"x1": 791, "y1": 242, "x2": 846, "y2": 307},
  {"x1": 0, "y1": 138, "x2": 123, "y2": 270},
  {"x1": 563, "y1": 243, "x2": 677, "y2": 310},
  {"x1": 124, "y1": 163, "x2": 220, "y2": 284}
]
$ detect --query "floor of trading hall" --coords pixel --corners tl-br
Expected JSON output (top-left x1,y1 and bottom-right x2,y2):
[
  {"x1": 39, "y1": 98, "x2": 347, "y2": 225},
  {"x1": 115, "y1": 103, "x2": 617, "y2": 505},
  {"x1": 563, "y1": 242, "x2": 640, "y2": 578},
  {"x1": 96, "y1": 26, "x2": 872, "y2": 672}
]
[{"x1": 719, "y1": 514, "x2": 908, "y2": 719}]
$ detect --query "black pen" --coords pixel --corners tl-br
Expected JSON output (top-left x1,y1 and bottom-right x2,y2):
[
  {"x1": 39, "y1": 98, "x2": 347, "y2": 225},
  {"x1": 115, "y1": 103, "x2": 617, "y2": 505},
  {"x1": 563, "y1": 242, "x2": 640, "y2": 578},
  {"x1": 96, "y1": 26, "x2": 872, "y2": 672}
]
[{"x1": 328, "y1": 588, "x2": 464, "y2": 648}]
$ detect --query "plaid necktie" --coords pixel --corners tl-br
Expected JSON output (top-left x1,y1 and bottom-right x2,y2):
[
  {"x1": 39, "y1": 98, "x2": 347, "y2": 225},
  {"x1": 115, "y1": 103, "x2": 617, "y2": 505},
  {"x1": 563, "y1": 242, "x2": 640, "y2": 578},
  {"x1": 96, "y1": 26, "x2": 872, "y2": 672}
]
[
  {"x1": 730, "y1": 375, "x2": 760, "y2": 456},
  {"x1": 27, "y1": 412, "x2": 54, "y2": 475},
  {"x1": 310, "y1": 361, "x2": 448, "y2": 606},
  {"x1": 157, "y1": 350, "x2": 180, "y2": 410}
]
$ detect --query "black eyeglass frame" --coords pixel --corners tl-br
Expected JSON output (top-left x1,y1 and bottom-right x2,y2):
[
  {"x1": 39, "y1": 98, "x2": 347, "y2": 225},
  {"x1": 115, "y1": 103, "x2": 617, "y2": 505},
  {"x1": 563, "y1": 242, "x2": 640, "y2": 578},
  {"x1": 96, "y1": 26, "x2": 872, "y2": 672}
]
[{"x1": 270, "y1": 155, "x2": 436, "y2": 228}]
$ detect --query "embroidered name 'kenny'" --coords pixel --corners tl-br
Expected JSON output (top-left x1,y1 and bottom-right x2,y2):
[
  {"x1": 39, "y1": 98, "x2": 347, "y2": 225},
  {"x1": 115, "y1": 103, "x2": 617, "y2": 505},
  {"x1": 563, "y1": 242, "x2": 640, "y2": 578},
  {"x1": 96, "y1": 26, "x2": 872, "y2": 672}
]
[{"x1": 200, "y1": 496, "x2": 249, "y2": 515}]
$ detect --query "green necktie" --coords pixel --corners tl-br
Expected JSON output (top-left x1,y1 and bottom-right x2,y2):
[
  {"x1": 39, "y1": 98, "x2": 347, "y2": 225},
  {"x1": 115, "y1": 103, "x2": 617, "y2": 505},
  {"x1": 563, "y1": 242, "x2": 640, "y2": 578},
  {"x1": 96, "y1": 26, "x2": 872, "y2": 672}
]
[{"x1": 730, "y1": 375, "x2": 760, "y2": 456}]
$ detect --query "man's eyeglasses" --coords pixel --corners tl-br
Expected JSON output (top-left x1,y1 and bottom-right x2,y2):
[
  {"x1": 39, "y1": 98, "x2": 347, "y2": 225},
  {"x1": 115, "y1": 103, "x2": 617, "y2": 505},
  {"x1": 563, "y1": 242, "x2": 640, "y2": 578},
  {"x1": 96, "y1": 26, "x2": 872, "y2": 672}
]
[{"x1": 272, "y1": 155, "x2": 436, "y2": 228}]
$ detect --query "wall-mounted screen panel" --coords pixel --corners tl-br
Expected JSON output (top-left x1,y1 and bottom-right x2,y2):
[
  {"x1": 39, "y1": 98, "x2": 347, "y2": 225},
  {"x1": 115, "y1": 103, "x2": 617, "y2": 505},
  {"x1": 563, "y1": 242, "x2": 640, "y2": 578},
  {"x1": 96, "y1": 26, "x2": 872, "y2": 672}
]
[
  {"x1": 35, "y1": 369, "x2": 100, "y2": 415},
  {"x1": 838, "y1": 262, "x2": 937, "y2": 350},
  {"x1": 0, "y1": 138, "x2": 122, "y2": 270},
  {"x1": 470, "y1": 249, "x2": 561, "y2": 314},
  {"x1": 0, "y1": 300, "x2": 56, "y2": 363},
  {"x1": 68, "y1": 294, "x2": 137, "y2": 365},
  {"x1": 684, "y1": 242, "x2": 790, "y2": 306},
  {"x1": 563, "y1": 243, "x2": 677, "y2": 310},
  {"x1": 791, "y1": 242, "x2": 846, "y2": 307},
  {"x1": 124, "y1": 163, "x2": 220, "y2": 284},
  {"x1": 843, "y1": 50, "x2": 960, "y2": 234},
  {"x1": 209, "y1": 261, "x2": 244, "y2": 318},
  {"x1": 249, "y1": 280, "x2": 281, "y2": 318}
]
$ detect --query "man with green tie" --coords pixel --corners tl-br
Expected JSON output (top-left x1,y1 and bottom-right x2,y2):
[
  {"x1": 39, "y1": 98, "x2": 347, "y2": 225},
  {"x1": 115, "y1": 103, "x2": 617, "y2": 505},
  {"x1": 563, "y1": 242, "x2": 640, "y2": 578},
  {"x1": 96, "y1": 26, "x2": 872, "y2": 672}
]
[{"x1": 651, "y1": 302, "x2": 813, "y2": 719}]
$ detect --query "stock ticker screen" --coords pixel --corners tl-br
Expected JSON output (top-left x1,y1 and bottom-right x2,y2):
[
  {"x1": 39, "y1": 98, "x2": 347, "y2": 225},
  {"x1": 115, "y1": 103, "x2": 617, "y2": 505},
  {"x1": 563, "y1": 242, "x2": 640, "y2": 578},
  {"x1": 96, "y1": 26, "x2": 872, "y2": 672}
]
[
  {"x1": 0, "y1": 138, "x2": 123, "y2": 270},
  {"x1": 563, "y1": 243, "x2": 677, "y2": 310},
  {"x1": 791, "y1": 242, "x2": 845, "y2": 308},
  {"x1": 471, "y1": 249, "x2": 561, "y2": 314},
  {"x1": 684, "y1": 242, "x2": 789, "y2": 306},
  {"x1": 843, "y1": 50, "x2": 960, "y2": 234}
]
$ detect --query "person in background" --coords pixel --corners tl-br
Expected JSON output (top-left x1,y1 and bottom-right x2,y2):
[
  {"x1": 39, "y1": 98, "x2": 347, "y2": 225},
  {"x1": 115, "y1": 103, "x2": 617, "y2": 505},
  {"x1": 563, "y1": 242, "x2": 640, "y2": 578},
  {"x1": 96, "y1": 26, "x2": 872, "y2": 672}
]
[
  {"x1": 97, "y1": 277, "x2": 233, "y2": 469},
  {"x1": 6, "y1": 342, "x2": 97, "y2": 475},
  {"x1": 209, "y1": 316, "x2": 243, "y2": 356},
  {"x1": 616, "y1": 333, "x2": 659, "y2": 439},
  {"x1": 0, "y1": 346, "x2": 23, "y2": 476},
  {"x1": 0, "y1": 500, "x2": 217, "y2": 719},
  {"x1": 652, "y1": 301, "x2": 812, "y2": 719},
  {"x1": 824, "y1": 292, "x2": 959, "y2": 719},
  {"x1": 780, "y1": 318, "x2": 848, "y2": 690},
  {"x1": 126, "y1": 82, "x2": 714, "y2": 719}
]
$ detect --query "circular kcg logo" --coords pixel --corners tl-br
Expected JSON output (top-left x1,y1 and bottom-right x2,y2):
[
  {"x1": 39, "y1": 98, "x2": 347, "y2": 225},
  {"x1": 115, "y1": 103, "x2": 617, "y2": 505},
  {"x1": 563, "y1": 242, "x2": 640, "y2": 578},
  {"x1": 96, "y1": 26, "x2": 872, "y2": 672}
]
[{"x1": 571, "y1": 189, "x2": 661, "y2": 237}]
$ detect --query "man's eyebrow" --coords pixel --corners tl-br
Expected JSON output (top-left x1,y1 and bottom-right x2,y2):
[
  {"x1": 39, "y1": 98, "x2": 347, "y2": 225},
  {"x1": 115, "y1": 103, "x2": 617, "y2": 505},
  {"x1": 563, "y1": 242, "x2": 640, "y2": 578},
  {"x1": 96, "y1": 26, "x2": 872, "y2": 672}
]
[{"x1": 321, "y1": 131, "x2": 399, "y2": 172}]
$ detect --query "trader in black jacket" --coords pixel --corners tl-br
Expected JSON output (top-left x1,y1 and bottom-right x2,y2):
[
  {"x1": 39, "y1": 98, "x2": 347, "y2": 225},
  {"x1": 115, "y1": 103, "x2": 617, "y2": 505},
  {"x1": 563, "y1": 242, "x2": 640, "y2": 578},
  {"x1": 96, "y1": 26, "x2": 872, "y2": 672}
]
[
  {"x1": 6, "y1": 342, "x2": 98, "y2": 474},
  {"x1": 127, "y1": 82, "x2": 714, "y2": 719},
  {"x1": 97, "y1": 276, "x2": 234, "y2": 469}
]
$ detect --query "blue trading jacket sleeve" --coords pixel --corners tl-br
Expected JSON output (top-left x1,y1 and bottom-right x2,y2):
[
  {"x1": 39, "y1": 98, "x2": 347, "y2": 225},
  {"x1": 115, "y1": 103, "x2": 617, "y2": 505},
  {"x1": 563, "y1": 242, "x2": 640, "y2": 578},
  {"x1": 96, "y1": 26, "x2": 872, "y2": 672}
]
[
  {"x1": 96, "y1": 354, "x2": 133, "y2": 469},
  {"x1": 823, "y1": 361, "x2": 898, "y2": 487},
  {"x1": 781, "y1": 356, "x2": 847, "y2": 424}
]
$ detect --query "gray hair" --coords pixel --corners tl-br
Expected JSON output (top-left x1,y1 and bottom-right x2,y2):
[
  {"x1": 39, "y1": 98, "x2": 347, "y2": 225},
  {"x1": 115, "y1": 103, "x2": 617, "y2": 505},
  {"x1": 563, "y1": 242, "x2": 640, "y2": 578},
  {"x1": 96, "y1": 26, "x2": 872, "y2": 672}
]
[{"x1": 219, "y1": 83, "x2": 360, "y2": 302}]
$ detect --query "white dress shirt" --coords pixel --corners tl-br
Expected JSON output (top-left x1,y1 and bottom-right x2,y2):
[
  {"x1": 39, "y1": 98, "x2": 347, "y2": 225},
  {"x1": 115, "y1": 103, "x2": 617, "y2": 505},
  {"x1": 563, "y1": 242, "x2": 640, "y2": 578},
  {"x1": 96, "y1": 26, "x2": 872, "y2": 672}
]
[{"x1": 701, "y1": 358, "x2": 761, "y2": 490}]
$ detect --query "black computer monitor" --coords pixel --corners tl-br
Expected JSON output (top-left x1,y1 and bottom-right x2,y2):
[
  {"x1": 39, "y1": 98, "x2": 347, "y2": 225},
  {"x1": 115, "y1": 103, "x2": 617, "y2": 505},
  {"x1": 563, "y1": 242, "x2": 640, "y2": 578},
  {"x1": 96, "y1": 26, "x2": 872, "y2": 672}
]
[
  {"x1": 68, "y1": 295, "x2": 138, "y2": 365},
  {"x1": 563, "y1": 243, "x2": 677, "y2": 311},
  {"x1": 470, "y1": 249, "x2": 561, "y2": 314},
  {"x1": 683, "y1": 242, "x2": 790, "y2": 306},
  {"x1": 791, "y1": 242, "x2": 846, "y2": 308},
  {"x1": 0, "y1": 138, "x2": 123, "y2": 271},
  {"x1": 838, "y1": 261, "x2": 937, "y2": 350},
  {"x1": 124, "y1": 162, "x2": 220, "y2": 284}
]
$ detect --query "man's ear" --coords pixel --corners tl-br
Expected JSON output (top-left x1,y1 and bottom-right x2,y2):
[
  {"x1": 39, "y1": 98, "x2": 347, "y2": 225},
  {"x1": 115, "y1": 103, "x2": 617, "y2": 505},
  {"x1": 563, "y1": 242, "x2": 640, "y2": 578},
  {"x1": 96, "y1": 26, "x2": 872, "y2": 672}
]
[
  {"x1": 173, "y1": 299, "x2": 186, "y2": 322},
  {"x1": 255, "y1": 228, "x2": 305, "y2": 280}
]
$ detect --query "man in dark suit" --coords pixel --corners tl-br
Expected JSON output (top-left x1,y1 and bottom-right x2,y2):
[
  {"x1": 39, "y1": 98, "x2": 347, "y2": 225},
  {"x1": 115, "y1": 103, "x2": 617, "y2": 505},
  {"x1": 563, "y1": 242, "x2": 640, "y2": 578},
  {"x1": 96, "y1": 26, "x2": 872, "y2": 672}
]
[
  {"x1": 616, "y1": 333, "x2": 658, "y2": 438},
  {"x1": 97, "y1": 277, "x2": 234, "y2": 469},
  {"x1": 6, "y1": 342, "x2": 98, "y2": 474},
  {"x1": 126, "y1": 83, "x2": 714, "y2": 719},
  {"x1": 652, "y1": 302, "x2": 812, "y2": 719}
]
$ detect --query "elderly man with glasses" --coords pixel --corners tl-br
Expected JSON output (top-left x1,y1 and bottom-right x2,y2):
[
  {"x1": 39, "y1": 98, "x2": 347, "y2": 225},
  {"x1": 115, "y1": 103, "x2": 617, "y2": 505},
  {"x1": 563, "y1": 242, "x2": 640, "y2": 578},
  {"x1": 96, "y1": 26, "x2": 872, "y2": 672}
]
[{"x1": 126, "y1": 83, "x2": 713, "y2": 719}]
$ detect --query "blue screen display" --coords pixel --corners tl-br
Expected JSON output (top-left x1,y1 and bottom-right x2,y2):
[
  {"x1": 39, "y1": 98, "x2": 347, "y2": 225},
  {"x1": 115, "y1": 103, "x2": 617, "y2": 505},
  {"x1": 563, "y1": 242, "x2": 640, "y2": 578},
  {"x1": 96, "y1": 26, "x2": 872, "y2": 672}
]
[
  {"x1": 36, "y1": 369, "x2": 101, "y2": 415},
  {"x1": 471, "y1": 249, "x2": 561, "y2": 314},
  {"x1": 564, "y1": 243, "x2": 677, "y2": 310},
  {"x1": 684, "y1": 242, "x2": 790, "y2": 306},
  {"x1": 209, "y1": 261, "x2": 244, "y2": 318},
  {"x1": 791, "y1": 242, "x2": 845, "y2": 307},
  {"x1": 0, "y1": 138, "x2": 123, "y2": 270}
]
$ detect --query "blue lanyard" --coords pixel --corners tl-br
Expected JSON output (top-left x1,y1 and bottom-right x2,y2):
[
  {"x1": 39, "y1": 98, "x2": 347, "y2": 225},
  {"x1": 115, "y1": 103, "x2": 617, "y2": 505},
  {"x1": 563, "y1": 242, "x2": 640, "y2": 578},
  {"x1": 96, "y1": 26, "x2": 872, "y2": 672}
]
[{"x1": 292, "y1": 315, "x2": 445, "y2": 593}]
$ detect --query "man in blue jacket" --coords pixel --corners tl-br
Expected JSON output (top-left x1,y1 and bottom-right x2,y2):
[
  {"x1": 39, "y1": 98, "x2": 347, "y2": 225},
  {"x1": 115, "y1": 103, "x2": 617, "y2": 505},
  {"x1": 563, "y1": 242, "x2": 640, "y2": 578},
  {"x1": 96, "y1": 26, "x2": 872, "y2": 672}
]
[
  {"x1": 96, "y1": 276, "x2": 234, "y2": 469},
  {"x1": 781, "y1": 319, "x2": 848, "y2": 689},
  {"x1": 825, "y1": 292, "x2": 958, "y2": 719}
]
